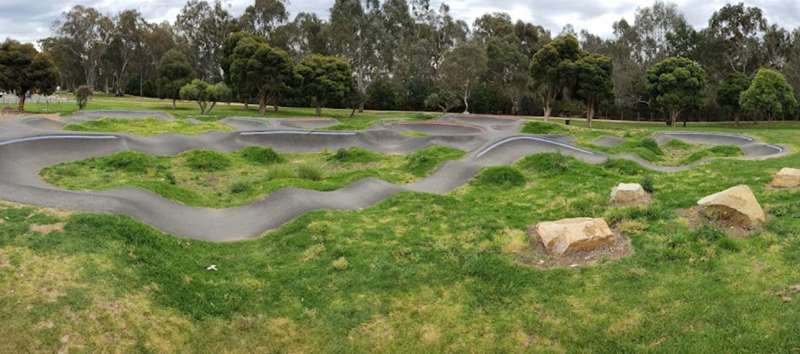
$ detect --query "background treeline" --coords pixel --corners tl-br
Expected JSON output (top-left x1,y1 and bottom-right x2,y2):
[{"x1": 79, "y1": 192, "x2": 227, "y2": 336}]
[{"x1": 34, "y1": 0, "x2": 800, "y2": 121}]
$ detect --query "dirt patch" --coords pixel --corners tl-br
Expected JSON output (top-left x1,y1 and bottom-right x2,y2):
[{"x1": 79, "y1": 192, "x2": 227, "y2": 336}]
[
  {"x1": 774, "y1": 284, "x2": 800, "y2": 303},
  {"x1": 30, "y1": 222, "x2": 66, "y2": 234},
  {"x1": 517, "y1": 228, "x2": 632, "y2": 269},
  {"x1": 678, "y1": 207, "x2": 763, "y2": 238}
]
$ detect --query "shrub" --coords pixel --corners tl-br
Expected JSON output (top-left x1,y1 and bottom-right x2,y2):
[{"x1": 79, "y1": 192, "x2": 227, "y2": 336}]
[
  {"x1": 297, "y1": 164, "x2": 323, "y2": 181},
  {"x1": 405, "y1": 146, "x2": 464, "y2": 176},
  {"x1": 183, "y1": 150, "x2": 231, "y2": 171},
  {"x1": 603, "y1": 159, "x2": 646, "y2": 176},
  {"x1": 665, "y1": 139, "x2": 692, "y2": 149},
  {"x1": 521, "y1": 121, "x2": 565, "y2": 134},
  {"x1": 328, "y1": 147, "x2": 380, "y2": 163},
  {"x1": 519, "y1": 153, "x2": 568, "y2": 176},
  {"x1": 230, "y1": 181, "x2": 251, "y2": 194},
  {"x1": 638, "y1": 138, "x2": 663, "y2": 155},
  {"x1": 102, "y1": 151, "x2": 154, "y2": 173},
  {"x1": 75, "y1": 85, "x2": 93, "y2": 110},
  {"x1": 641, "y1": 175, "x2": 655, "y2": 193},
  {"x1": 684, "y1": 145, "x2": 741, "y2": 164},
  {"x1": 240, "y1": 146, "x2": 285, "y2": 165},
  {"x1": 476, "y1": 167, "x2": 526, "y2": 187}
]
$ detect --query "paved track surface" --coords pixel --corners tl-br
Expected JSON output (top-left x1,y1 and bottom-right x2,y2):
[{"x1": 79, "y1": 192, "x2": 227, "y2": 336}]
[{"x1": 0, "y1": 112, "x2": 789, "y2": 241}]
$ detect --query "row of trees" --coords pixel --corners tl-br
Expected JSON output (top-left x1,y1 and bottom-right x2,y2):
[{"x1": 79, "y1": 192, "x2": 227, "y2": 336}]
[{"x1": 6, "y1": 0, "x2": 800, "y2": 123}]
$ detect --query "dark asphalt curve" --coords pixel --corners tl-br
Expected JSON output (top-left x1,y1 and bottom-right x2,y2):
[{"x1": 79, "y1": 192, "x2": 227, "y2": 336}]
[{"x1": 0, "y1": 112, "x2": 788, "y2": 241}]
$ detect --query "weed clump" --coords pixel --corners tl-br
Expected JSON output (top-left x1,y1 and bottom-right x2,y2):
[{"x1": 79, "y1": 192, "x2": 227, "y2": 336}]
[
  {"x1": 328, "y1": 147, "x2": 380, "y2": 163},
  {"x1": 183, "y1": 150, "x2": 231, "y2": 171},
  {"x1": 603, "y1": 159, "x2": 646, "y2": 176},
  {"x1": 297, "y1": 164, "x2": 324, "y2": 181},
  {"x1": 102, "y1": 151, "x2": 155, "y2": 173},
  {"x1": 641, "y1": 175, "x2": 655, "y2": 193},
  {"x1": 405, "y1": 146, "x2": 464, "y2": 176},
  {"x1": 230, "y1": 181, "x2": 252, "y2": 194},
  {"x1": 521, "y1": 121, "x2": 565, "y2": 134},
  {"x1": 476, "y1": 167, "x2": 526, "y2": 187},
  {"x1": 519, "y1": 153, "x2": 569, "y2": 176},
  {"x1": 240, "y1": 146, "x2": 285, "y2": 165}
]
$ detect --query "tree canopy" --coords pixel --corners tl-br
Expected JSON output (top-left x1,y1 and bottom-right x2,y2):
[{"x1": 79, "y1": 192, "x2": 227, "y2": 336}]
[
  {"x1": 0, "y1": 40, "x2": 59, "y2": 112},
  {"x1": 157, "y1": 49, "x2": 194, "y2": 109},
  {"x1": 530, "y1": 35, "x2": 581, "y2": 120},
  {"x1": 740, "y1": 68, "x2": 798, "y2": 121},
  {"x1": 179, "y1": 79, "x2": 232, "y2": 114},
  {"x1": 645, "y1": 56, "x2": 706, "y2": 126},
  {"x1": 295, "y1": 55, "x2": 353, "y2": 116}
]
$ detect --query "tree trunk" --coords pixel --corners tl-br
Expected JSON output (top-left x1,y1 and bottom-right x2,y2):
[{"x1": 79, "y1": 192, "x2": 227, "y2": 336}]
[
  {"x1": 586, "y1": 104, "x2": 594, "y2": 129},
  {"x1": 172, "y1": 99, "x2": 177, "y2": 110},
  {"x1": 358, "y1": 100, "x2": 365, "y2": 113},
  {"x1": 17, "y1": 94, "x2": 26, "y2": 112},
  {"x1": 259, "y1": 94, "x2": 268, "y2": 115},
  {"x1": 734, "y1": 112, "x2": 740, "y2": 127},
  {"x1": 313, "y1": 97, "x2": 321, "y2": 116},
  {"x1": 207, "y1": 102, "x2": 217, "y2": 115},
  {"x1": 670, "y1": 110, "x2": 680, "y2": 127},
  {"x1": 462, "y1": 88, "x2": 470, "y2": 114}
]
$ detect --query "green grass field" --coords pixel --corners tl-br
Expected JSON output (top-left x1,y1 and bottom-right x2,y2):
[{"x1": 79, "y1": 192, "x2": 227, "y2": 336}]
[
  {"x1": 2, "y1": 96, "x2": 800, "y2": 352},
  {"x1": 40, "y1": 146, "x2": 465, "y2": 208}
]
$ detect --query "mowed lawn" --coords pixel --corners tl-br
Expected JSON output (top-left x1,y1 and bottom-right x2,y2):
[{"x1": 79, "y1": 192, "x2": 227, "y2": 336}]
[{"x1": 1, "y1": 97, "x2": 800, "y2": 352}]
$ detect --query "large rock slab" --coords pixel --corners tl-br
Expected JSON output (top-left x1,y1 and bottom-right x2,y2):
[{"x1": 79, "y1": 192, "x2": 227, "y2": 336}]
[
  {"x1": 771, "y1": 168, "x2": 800, "y2": 188},
  {"x1": 532, "y1": 218, "x2": 615, "y2": 256},
  {"x1": 610, "y1": 183, "x2": 650, "y2": 207},
  {"x1": 697, "y1": 185, "x2": 765, "y2": 230}
]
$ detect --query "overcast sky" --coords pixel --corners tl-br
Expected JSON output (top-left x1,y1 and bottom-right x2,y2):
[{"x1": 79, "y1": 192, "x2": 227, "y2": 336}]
[{"x1": 1, "y1": 0, "x2": 798, "y2": 44}]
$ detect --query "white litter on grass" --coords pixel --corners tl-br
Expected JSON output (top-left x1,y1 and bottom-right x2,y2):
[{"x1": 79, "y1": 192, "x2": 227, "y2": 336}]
[{"x1": 206, "y1": 265, "x2": 218, "y2": 271}]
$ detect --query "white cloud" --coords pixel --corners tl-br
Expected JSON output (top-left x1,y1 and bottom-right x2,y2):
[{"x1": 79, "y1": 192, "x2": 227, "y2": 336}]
[{"x1": 0, "y1": 0, "x2": 798, "y2": 44}]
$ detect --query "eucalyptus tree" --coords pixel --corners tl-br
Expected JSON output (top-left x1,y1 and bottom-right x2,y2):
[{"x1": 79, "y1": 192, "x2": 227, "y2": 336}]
[
  {"x1": 530, "y1": 35, "x2": 581, "y2": 120},
  {"x1": 329, "y1": 0, "x2": 382, "y2": 112},
  {"x1": 438, "y1": 41, "x2": 488, "y2": 114},
  {"x1": 51, "y1": 5, "x2": 114, "y2": 89},
  {"x1": 239, "y1": 0, "x2": 289, "y2": 41},
  {"x1": 707, "y1": 3, "x2": 767, "y2": 74},
  {"x1": 157, "y1": 49, "x2": 194, "y2": 109},
  {"x1": 175, "y1": 0, "x2": 238, "y2": 81},
  {"x1": 106, "y1": 10, "x2": 146, "y2": 96}
]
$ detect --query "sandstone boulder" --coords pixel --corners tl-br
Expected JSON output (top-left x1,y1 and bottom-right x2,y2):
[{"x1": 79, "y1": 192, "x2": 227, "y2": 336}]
[
  {"x1": 610, "y1": 183, "x2": 651, "y2": 206},
  {"x1": 532, "y1": 218, "x2": 615, "y2": 256},
  {"x1": 771, "y1": 168, "x2": 800, "y2": 188},
  {"x1": 697, "y1": 185, "x2": 765, "y2": 229}
]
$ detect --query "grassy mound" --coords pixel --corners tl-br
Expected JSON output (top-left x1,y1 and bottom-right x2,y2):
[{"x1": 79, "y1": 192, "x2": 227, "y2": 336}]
[
  {"x1": 405, "y1": 146, "x2": 465, "y2": 176},
  {"x1": 40, "y1": 146, "x2": 464, "y2": 208},
  {"x1": 239, "y1": 146, "x2": 285, "y2": 165},
  {"x1": 328, "y1": 147, "x2": 381, "y2": 163},
  {"x1": 475, "y1": 166, "x2": 526, "y2": 187},
  {"x1": 521, "y1": 121, "x2": 566, "y2": 134},
  {"x1": 183, "y1": 150, "x2": 232, "y2": 171}
]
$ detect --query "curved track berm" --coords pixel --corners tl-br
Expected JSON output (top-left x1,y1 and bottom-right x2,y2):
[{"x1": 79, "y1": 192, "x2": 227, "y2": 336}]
[{"x1": 0, "y1": 112, "x2": 788, "y2": 241}]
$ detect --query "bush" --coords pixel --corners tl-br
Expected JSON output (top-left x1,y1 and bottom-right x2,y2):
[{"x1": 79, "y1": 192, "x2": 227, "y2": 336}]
[
  {"x1": 297, "y1": 164, "x2": 323, "y2": 181},
  {"x1": 638, "y1": 138, "x2": 663, "y2": 155},
  {"x1": 183, "y1": 150, "x2": 231, "y2": 171},
  {"x1": 521, "y1": 121, "x2": 566, "y2": 134},
  {"x1": 102, "y1": 151, "x2": 154, "y2": 173},
  {"x1": 603, "y1": 159, "x2": 646, "y2": 176},
  {"x1": 519, "y1": 153, "x2": 569, "y2": 176},
  {"x1": 405, "y1": 146, "x2": 464, "y2": 176},
  {"x1": 240, "y1": 146, "x2": 285, "y2": 165},
  {"x1": 665, "y1": 139, "x2": 692, "y2": 149},
  {"x1": 641, "y1": 175, "x2": 655, "y2": 193},
  {"x1": 75, "y1": 85, "x2": 93, "y2": 110},
  {"x1": 476, "y1": 167, "x2": 526, "y2": 187},
  {"x1": 328, "y1": 147, "x2": 380, "y2": 163},
  {"x1": 230, "y1": 181, "x2": 252, "y2": 194}
]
